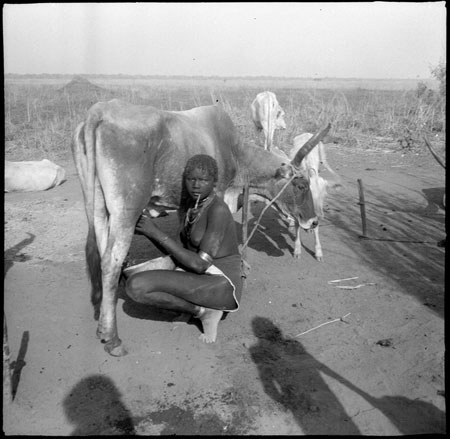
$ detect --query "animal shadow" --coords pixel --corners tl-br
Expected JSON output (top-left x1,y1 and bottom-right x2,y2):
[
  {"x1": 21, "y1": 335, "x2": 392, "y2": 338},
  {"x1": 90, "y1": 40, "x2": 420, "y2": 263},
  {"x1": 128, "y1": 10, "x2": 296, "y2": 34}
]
[{"x1": 63, "y1": 375, "x2": 136, "y2": 435}]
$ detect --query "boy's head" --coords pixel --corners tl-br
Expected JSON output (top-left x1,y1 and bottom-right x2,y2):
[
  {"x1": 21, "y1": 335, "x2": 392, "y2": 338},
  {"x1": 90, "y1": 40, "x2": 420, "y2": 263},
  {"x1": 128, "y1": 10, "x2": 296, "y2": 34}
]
[{"x1": 184, "y1": 154, "x2": 218, "y2": 183}]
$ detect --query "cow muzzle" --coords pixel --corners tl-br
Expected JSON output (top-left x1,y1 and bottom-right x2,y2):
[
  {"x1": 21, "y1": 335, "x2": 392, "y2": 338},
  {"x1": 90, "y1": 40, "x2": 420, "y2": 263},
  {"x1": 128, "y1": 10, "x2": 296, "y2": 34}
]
[{"x1": 299, "y1": 217, "x2": 319, "y2": 231}]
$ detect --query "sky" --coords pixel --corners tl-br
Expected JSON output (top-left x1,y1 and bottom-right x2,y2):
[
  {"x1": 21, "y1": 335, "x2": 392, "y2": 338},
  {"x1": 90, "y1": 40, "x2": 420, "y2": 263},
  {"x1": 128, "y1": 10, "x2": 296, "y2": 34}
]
[{"x1": 3, "y1": 2, "x2": 446, "y2": 79}]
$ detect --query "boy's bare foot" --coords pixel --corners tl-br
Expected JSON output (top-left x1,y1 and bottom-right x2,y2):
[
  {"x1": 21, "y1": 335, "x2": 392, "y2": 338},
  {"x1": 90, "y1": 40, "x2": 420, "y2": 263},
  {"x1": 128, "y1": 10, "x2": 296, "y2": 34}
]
[{"x1": 197, "y1": 307, "x2": 223, "y2": 343}]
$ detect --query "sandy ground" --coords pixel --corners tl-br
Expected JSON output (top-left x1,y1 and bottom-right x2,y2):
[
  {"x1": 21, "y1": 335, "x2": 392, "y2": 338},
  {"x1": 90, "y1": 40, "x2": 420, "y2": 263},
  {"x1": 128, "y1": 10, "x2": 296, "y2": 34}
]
[{"x1": 3, "y1": 141, "x2": 445, "y2": 435}]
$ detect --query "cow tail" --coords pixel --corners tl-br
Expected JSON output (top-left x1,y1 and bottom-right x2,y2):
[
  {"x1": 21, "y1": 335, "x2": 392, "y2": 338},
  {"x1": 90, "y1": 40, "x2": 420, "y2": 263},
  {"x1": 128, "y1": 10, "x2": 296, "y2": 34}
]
[
  {"x1": 86, "y1": 225, "x2": 102, "y2": 316},
  {"x1": 73, "y1": 114, "x2": 103, "y2": 318}
]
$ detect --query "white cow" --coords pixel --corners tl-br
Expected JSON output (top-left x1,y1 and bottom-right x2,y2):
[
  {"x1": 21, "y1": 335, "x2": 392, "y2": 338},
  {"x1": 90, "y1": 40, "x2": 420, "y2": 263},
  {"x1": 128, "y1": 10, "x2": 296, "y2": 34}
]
[
  {"x1": 5, "y1": 159, "x2": 66, "y2": 192},
  {"x1": 288, "y1": 133, "x2": 341, "y2": 261},
  {"x1": 251, "y1": 91, "x2": 286, "y2": 151}
]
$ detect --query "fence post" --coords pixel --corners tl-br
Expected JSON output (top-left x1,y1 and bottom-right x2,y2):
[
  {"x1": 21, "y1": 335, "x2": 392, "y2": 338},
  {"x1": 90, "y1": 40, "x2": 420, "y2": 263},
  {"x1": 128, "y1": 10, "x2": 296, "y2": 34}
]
[
  {"x1": 357, "y1": 179, "x2": 368, "y2": 238},
  {"x1": 241, "y1": 182, "x2": 250, "y2": 287}
]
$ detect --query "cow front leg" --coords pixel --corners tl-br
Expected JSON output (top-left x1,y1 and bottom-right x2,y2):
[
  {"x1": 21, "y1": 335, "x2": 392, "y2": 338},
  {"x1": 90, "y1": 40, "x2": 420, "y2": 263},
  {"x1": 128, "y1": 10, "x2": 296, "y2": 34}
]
[
  {"x1": 293, "y1": 225, "x2": 302, "y2": 259},
  {"x1": 313, "y1": 225, "x2": 323, "y2": 261}
]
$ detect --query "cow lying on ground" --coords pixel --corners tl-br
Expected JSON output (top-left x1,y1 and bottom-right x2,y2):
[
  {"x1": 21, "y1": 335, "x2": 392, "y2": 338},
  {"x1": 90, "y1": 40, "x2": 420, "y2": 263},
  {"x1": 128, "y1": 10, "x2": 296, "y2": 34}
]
[
  {"x1": 5, "y1": 159, "x2": 66, "y2": 192},
  {"x1": 72, "y1": 99, "x2": 329, "y2": 356},
  {"x1": 287, "y1": 133, "x2": 342, "y2": 261},
  {"x1": 250, "y1": 91, "x2": 286, "y2": 151}
]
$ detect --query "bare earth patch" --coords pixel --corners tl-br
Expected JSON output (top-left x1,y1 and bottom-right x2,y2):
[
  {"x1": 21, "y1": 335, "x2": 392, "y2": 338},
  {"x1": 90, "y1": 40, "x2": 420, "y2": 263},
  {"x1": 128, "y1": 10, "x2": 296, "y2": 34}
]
[{"x1": 3, "y1": 141, "x2": 445, "y2": 435}]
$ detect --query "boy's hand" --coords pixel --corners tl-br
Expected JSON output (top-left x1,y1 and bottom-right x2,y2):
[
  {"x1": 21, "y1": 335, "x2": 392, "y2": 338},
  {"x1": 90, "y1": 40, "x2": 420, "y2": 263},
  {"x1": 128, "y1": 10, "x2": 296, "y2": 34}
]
[{"x1": 135, "y1": 213, "x2": 159, "y2": 238}]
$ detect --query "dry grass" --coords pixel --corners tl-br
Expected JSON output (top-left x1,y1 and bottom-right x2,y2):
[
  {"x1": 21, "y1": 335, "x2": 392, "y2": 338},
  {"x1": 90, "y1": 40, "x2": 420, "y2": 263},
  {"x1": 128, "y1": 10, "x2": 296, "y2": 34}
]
[{"x1": 4, "y1": 76, "x2": 445, "y2": 161}]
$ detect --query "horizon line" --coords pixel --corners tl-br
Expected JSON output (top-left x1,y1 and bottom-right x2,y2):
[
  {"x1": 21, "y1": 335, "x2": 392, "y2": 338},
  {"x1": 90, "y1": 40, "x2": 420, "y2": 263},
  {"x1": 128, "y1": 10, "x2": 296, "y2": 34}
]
[{"x1": 4, "y1": 73, "x2": 435, "y2": 81}]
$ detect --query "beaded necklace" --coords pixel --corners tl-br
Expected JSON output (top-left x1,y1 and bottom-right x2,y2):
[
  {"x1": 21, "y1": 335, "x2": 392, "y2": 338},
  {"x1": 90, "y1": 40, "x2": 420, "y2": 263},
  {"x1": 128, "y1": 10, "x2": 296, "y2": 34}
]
[{"x1": 184, "y1": 192, "x2": 216, "y2": 240}]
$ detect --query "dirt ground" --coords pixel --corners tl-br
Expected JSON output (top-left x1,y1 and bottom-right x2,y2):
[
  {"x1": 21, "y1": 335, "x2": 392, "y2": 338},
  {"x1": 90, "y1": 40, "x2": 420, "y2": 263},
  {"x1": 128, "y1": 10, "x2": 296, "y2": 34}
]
[{"x1": 3, "y1": 140, "x2": 446, "y2": 435}]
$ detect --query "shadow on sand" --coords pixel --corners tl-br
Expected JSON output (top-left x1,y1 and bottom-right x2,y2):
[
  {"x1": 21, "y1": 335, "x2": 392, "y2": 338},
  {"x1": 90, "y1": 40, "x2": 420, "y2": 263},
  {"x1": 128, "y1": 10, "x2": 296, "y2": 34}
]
[
  {"x1": 250, "y1": 317, "x2": 445, "y2": 435},
  {"x1": 4, "y1": 234, "x2": 35, "y2": 401},
  {"x1": 63, "y1": 374, "x2": 136, "y2": 435}
]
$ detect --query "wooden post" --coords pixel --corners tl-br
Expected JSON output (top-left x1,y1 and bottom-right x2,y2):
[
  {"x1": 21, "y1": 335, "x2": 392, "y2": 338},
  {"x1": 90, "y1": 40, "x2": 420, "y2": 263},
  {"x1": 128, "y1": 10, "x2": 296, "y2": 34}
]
[
  {"x1": 241, "y1": 183, "x2": 250, "y2": 258},
  {"x1": 241, "y1": 182, "x2": 250, "y2": 286},
  {"x1": 3, "y1": 313, "x2": 12, "y2": 404},
  {"x1": 357, "y1": 179, "x2": 367, "y2": 238}
]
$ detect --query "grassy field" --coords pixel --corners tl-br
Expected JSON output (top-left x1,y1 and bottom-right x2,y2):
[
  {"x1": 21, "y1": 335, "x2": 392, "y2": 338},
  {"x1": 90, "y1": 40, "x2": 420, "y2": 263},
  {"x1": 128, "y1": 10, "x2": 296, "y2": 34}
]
[{"x1": 4, "y1": 75, "x2": 445, "y2": 161}]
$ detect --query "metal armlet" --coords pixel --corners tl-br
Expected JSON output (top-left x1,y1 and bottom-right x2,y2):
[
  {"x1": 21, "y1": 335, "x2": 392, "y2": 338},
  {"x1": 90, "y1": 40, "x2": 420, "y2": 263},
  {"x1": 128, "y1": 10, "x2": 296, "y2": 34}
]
[{"x1": 198, "y1": 250, "x2": 213, "y2": 265}]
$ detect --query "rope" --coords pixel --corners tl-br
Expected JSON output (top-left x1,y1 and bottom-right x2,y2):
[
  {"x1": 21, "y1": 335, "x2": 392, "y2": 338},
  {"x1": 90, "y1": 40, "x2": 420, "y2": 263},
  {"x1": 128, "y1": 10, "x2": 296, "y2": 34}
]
[{"x1": 241, "y1": 172, "x2": 297, "y2": 252}]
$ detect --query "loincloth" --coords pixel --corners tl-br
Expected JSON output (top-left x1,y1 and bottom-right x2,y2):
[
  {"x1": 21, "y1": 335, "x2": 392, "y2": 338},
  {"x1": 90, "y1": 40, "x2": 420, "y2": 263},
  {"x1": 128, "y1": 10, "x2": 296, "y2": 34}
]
[{"x1": 123, "y1": 254, "x2": 242, "y2": 312}]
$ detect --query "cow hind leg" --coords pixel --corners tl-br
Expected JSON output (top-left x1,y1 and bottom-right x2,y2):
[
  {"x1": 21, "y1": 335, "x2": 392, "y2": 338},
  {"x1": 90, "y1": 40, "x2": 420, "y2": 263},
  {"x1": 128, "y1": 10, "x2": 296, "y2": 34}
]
[
  {"x1": 97, "y1": 222, "x2": 136, "y2": 357},
  {"x1": 91, "y1": 179, "x2": 109, "y2": 320},
  {"x1": 86, "y1": 180, "x2": 110, "y2": 321}
]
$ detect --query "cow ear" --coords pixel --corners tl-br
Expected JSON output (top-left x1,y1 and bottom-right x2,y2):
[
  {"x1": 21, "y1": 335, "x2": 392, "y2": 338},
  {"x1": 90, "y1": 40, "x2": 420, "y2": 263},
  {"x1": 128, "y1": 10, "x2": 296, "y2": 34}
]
[{"x1": 275, "y1": 163, "x2": 293, "y2": 179}]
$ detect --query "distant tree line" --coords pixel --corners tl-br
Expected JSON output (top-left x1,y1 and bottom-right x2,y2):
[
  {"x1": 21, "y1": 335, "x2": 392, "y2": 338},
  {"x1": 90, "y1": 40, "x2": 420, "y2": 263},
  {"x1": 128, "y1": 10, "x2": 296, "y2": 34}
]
[{"x1": 5, "y1": 73, "x2": 377, "y2": 81}]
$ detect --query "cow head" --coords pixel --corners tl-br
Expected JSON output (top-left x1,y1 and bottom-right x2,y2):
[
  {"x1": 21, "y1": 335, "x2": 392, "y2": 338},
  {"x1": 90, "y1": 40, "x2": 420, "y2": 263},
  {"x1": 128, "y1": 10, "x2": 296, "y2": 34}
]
[{"x1": 271, "y1": 123, "x2": 331, "y2": 230}]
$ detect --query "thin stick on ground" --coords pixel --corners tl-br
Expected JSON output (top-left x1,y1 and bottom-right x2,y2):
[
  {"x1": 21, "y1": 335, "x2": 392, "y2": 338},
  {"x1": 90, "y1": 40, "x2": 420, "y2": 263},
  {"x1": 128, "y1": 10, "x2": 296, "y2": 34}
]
[
  {"x1": 334, "y1": 283, "x2": 375, "y2": 290},
  {"x1": 328, "y1": 276, "x2": 359, "y2": 283},
  {"x1": 294, "y1": 313, "x2": 351, "y2": 338}
]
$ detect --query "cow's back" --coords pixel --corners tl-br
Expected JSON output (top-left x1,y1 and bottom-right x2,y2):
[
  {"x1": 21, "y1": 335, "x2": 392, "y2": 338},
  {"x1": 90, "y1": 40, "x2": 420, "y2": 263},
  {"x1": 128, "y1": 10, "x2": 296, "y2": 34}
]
[
  {"x1": 251, "y1": 91, "x2": 277, "y2": 127},
  {"x1": 165, "y1": 105, "x2": 239, "y2": 192},
  {"x1": 85, "y1": 100, "x2": 240, "y2": 209}
]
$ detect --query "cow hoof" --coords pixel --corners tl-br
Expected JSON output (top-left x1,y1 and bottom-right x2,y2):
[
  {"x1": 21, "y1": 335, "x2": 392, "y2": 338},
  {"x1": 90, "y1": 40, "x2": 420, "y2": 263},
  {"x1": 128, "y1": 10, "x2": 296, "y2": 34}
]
[
  {"x1": 104, "y1": 339, "x2": 128, "y2": 357},
  {"x1": 316, "y1": 256, "x2": 323, "y2": 262}
]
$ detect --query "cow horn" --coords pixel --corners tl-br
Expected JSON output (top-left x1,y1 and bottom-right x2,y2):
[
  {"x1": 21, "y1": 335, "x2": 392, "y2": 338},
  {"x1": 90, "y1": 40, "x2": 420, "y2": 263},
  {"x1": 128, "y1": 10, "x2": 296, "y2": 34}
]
[
  {"x1": 424, "y1": 136, "x2": 445, "y2": 169},
  {"x1": 290, "y1": 123, "x2": 331, "y2": 168}
]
